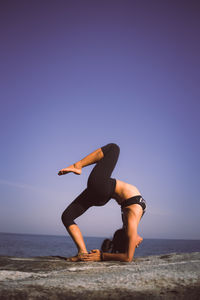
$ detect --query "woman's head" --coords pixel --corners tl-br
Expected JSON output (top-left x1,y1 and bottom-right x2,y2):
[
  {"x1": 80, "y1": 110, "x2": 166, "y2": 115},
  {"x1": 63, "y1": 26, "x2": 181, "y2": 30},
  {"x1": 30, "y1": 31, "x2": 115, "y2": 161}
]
[{"x1": 101, "y1": 228, "x2": 128, "y2": 253}]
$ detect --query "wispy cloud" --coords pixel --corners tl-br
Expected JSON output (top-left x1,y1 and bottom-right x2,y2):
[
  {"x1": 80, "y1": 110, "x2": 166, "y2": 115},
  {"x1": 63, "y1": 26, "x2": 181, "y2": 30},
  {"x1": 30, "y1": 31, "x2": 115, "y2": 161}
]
[{"x1": 0, "y1": 179, "x2": 36, "y2": 190}]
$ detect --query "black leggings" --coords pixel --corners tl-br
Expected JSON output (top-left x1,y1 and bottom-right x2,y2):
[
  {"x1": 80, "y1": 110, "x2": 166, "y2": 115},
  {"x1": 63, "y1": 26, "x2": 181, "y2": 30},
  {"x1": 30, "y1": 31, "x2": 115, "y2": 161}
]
[{"x1": 61, "y1": 143, "x2": 120, "y2": 229}]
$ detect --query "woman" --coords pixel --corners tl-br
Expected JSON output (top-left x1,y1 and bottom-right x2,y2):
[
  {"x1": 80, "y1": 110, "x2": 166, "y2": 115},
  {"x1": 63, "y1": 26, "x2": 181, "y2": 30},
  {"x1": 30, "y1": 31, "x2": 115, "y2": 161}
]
[{"x1": 58, "y1": 143, "x2": 146, "y2": 262}]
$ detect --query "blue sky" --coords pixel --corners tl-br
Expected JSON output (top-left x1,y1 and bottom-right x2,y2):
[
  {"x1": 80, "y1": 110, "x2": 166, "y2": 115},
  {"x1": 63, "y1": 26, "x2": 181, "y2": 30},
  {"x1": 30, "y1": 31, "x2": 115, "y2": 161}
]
[{"x1": 0, "y1": 0, "x2": 199, "y2": 239}]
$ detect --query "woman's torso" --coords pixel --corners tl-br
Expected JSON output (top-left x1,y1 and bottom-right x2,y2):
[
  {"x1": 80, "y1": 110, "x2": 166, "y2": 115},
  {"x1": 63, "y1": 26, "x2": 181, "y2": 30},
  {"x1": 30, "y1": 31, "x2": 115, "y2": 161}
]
[{"x1": 112, "y1": 179, "x2": 141, "y2": 205}]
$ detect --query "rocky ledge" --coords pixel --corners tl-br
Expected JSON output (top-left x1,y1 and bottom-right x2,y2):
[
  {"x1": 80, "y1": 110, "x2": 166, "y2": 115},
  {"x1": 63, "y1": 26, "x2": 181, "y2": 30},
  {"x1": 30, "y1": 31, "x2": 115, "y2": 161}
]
[{"x1": 0, "y1": 252, "x2": 200, "y2": 299}]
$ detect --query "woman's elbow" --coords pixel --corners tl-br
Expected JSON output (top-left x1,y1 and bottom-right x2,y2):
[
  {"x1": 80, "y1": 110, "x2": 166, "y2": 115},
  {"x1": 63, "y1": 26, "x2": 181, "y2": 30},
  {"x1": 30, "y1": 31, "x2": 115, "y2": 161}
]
[
  {"x1": 122, "y1": 255, "x2": 132, "y2": 262},
  {"x1": 125, "y1": 257, "x2": 132, "y2": 262}
]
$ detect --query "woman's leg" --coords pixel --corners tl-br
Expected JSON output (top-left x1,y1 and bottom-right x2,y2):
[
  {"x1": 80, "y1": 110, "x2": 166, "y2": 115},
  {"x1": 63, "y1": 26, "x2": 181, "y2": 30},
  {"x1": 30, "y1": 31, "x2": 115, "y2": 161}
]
[
  {"x1": 58, "y1": 147, "x2": 104, "y2": 175},
  {"x1": 67, "y1": 225, "x2": 87, "y2": 254},
  {"x1": 61, "y1": 143, "x2": 120, "y2": 258},
  {"x1": 87, "y1": 143, "x2": 120, "y2": 199},
  {"x1": 61, "y1": 188, "x2": 94, "y2": 259},
  {"x1": 58, "y1": 143, "x2": 120, "y2": 184}
]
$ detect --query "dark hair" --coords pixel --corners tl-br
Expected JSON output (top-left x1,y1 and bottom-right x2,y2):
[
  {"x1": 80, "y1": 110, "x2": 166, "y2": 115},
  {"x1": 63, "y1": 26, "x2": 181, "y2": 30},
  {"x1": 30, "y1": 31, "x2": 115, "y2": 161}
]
[{"x1": 101, "y1": 228, "x2": 128, "y2": 253}]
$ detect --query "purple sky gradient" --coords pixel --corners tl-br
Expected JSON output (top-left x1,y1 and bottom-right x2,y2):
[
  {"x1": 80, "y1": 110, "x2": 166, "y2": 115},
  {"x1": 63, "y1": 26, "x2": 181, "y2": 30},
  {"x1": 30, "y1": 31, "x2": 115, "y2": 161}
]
[{"x1": 0, "y1": 0, "x2": 200, "y2": 238}]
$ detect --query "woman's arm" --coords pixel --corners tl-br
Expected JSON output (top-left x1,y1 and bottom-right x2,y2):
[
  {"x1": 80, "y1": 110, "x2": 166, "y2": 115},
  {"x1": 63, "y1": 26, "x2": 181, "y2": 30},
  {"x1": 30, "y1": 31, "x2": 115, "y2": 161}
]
[
  {"x1": 81, "y1": 206, "x2": 142, "y2": 262},
  {"x1": 81, "y1": 221, "x2": 137, "y2": 262},
  {"x1": 81, "y1": 231, "x2": 136, "y2": 262},
  {"x1": 81, "y1": 249, "x2": 130, "y2": 262},
  {"x1": 102, "y1": 250, "x2": 134, "y2": 262},
  {"x1": 103, "y1": 216, "x2": 138, "y2": 262}
]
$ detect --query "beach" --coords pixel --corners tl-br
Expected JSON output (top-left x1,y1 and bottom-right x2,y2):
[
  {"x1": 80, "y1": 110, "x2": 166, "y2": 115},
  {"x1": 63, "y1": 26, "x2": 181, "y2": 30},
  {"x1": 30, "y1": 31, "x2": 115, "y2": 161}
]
[{"x1": 0, "y1": 252, "x2": 200, "y2": 299}]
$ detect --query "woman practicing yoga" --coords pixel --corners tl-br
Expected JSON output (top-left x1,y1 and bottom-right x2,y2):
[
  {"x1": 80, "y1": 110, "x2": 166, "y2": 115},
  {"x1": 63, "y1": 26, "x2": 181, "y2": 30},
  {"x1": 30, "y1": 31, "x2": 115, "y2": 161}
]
[{"x1": 58, "y1": 143, "x2": 146, "y2": 262}]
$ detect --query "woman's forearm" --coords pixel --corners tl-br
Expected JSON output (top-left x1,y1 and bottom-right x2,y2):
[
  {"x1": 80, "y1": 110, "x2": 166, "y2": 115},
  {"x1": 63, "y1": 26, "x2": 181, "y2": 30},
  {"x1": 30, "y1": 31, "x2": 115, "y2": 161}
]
[
  {"x1": 102, "y1": 252, "x2": 131, "y2": 262},
  {"x1": 80, "y1": 249, "x2": 134, "y2": 262}
]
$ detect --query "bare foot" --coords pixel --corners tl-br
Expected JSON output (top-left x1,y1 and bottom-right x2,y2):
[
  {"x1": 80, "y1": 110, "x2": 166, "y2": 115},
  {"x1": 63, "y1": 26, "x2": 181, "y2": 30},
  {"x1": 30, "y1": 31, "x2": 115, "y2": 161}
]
[
  {"x1": 58, "y1": 164, "x2": 82, "y2": 176},
  {"x1": 136, "y1": 235, "x2": 143, "y2": 248}
]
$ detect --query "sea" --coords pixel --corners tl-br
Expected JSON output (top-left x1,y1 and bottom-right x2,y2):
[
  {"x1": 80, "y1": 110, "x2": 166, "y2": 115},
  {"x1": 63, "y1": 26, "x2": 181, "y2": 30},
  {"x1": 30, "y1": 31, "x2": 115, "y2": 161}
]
[{"x1": 0, "y1": 232, "x2": 200, "y2": 258}]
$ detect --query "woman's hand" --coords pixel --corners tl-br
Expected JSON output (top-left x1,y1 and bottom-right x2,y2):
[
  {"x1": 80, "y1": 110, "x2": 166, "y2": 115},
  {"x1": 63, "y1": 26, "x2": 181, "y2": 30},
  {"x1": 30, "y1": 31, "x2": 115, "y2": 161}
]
[{"x1": 80, "y1": 249, "x2": 101, "y2": 262}]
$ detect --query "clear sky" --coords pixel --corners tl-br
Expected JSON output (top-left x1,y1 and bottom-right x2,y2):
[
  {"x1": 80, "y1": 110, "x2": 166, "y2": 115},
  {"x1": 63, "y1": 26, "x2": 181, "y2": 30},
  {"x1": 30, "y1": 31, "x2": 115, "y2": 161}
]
[{"x1": 0, "y1": 0, "x2": 199, "y2": 239}]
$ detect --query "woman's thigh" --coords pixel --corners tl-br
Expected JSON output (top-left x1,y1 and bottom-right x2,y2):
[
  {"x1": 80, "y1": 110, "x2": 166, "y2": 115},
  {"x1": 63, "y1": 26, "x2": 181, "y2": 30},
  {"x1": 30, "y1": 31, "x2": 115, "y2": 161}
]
[{"x1": 87, "y1": 143, "x2": 120, "y2": 198}]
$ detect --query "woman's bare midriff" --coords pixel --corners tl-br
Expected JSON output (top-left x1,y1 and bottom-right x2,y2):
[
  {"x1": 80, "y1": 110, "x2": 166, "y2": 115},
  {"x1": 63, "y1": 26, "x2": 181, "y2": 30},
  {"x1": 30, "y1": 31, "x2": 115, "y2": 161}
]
[{"x1": 113, "y1": 179, "x2": 141, "y2": 205}]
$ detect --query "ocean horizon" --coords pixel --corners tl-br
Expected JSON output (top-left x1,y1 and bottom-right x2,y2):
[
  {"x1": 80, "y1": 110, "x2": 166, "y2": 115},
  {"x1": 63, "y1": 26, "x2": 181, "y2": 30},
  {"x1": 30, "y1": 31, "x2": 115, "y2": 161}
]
[
  {"x1": 1, "y1": 232, "x2": 200, "y2": 258},
  {"x1": 2, "y1": 231, "x2": 200, "y2": 239}
]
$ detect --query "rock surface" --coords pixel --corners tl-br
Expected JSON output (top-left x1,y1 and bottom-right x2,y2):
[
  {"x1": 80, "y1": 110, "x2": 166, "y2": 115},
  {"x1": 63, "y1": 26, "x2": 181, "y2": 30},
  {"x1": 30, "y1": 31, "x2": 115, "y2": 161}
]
[{"x1": 0, "y1": 252, "x2": 200, "y2": 299}]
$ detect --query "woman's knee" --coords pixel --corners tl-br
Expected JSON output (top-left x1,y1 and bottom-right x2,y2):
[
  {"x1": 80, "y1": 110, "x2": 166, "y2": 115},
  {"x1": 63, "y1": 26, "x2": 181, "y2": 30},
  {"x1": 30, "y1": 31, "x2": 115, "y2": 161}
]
[
  {"x1": 103, "y1": 143, "x2": 120, "y2": 155},
  {"x1": 110, "y1": 143, "x2": 120, "y2": 154},
  {"x1": 61, "y1": 210, "x2": 75, "y2": 229}
]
